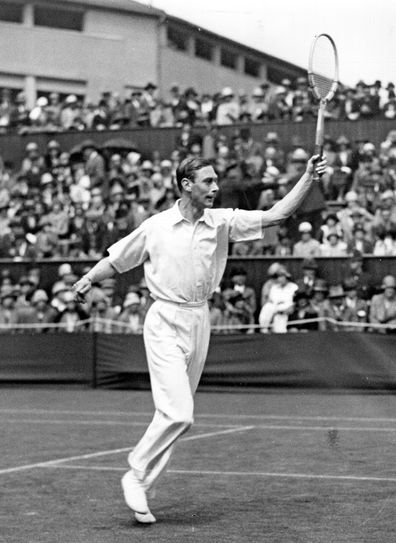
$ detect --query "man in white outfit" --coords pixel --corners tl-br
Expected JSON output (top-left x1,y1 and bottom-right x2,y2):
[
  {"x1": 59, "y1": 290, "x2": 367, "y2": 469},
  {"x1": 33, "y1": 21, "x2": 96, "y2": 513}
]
[{"x1": 73, "y1": 154, "x2": 327, "y2": 524}]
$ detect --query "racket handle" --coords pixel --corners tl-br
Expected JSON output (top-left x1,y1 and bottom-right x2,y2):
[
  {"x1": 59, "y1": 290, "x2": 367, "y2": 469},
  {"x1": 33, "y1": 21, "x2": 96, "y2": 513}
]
[{"x1": 313, "y1": 102, "x2": 325, "y2": 181}]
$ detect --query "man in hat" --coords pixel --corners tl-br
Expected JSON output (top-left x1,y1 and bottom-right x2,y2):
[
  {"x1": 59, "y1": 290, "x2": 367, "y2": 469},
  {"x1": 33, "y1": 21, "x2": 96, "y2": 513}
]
[
  {"x1": 226, "y1": 266, "x2": 256, "y2": 332},
  {"x1": 369, "y1": 274, "x2": 396, "y2": 332},
  {"x1": 319, "y1": 284, "x2": 347, "y2": 331},
  {"x1": 73, "y1": 153, "x2": 327, "y2": 523},
  {"x1": 341, "y1": 277, "x2": 368, "y2": 332},
  {"x1": 342, "y1": 249, "x2": 375, "y2": 300},
  {"x1": 296, "y1": 258, "x2": 319, "y2": 297},
  {"x1": 81, "y1": 140, "x2": 106, "y2": 191}
]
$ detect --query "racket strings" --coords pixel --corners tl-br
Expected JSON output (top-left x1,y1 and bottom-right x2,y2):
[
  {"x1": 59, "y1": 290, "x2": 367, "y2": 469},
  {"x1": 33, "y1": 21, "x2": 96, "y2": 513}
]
[
  {"x1": 309, "y1": 35, "x2": 338, "y2": 101},
  {"x1": 311, "y1": 73, "x2": 334, "y2": 99}
]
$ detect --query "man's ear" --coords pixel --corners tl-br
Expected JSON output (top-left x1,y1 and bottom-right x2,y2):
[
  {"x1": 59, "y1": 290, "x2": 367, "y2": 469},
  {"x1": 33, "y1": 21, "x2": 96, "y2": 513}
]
[{"x1": 181, "y1": 177, "x2": 192, "y2": 192}]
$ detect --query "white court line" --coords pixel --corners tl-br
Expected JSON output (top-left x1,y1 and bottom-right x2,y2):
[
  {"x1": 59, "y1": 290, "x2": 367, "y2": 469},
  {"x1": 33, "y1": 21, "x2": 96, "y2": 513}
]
[
  {"x1": 40, "y1": 464, "x2": 396, "y2": 484},
  {"x1": 0, "y1": 419, "x2": 238, "y2": 429},
  {"x1": 0, "y1": 425, "x2": 254, "y2": 476},
  {"x1": 3, "y1": 408, "x2": 396, "y2": 424},
  {"x1": 3, "y1": 418, "x2": 396, "y2": 433}
]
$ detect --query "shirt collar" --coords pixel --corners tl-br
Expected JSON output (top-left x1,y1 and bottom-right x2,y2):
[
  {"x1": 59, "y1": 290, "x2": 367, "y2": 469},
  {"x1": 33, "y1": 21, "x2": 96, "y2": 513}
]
[{"x1": 169, "y1": 200, "x2": 215, "y2": 228}]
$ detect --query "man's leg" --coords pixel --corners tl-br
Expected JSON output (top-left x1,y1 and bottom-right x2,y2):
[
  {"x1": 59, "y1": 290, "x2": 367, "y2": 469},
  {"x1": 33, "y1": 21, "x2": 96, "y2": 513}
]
[{"x1": 122, "y1": 302, "x2": 210, "y2": 517}]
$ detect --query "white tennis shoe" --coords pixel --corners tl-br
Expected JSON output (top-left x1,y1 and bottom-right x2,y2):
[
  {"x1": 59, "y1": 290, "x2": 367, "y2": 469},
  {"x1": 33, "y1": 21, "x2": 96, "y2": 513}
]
[
  {"x1": 134, "y1": 510, "x2": 156, "y2": 524},
  {"x1": 121, "y1": 470, "x2": 149, "y2": 514}
]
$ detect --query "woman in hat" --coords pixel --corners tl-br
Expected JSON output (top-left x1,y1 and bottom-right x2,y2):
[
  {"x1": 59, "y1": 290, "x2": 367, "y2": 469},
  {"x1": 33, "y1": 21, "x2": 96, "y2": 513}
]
[
  {"x1": 116, "y1": 291, "x2": 144, "y2": 334},
  {"x1": 259, "y1": 265, "x2": 298, "y2": 333}
]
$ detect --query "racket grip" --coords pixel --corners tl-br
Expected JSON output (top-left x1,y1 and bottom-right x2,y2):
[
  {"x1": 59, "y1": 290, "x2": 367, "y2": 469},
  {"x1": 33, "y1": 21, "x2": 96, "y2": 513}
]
[{"x1": 313, "y1": 145, "x2": 324, "y2": 181}]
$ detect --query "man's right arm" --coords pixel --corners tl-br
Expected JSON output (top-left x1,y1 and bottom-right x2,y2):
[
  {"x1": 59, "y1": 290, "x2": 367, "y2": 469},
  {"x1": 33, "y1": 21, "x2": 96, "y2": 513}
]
[{"x1": 73, "y1": 257, "x2": 116, "y2": 303}]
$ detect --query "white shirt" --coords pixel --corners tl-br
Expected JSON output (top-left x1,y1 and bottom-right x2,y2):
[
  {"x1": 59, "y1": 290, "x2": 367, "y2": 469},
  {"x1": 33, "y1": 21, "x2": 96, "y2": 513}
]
[{"x1": 108, "y1": 201, "x2": 263, "y2": 303}]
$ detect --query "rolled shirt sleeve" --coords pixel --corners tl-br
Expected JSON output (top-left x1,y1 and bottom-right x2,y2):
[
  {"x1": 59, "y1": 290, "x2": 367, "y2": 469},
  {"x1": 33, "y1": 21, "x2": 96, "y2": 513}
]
[
  {"x1": 107, "y1": 223, "x2": 148, "y2": 273},
  {"x1": 228, "y1": 209, "x2": 264, "y2": 242}
]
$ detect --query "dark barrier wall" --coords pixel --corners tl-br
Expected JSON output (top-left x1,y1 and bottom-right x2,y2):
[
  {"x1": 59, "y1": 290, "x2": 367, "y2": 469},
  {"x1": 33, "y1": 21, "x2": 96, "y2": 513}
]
[
  {"x1": 1, "y1": 256, "x2": 395, "y2": 306},
  {"x1": 1, "y1": 118, "x2": 396, "y2": 166},
  {"x1": 94, "y1": 332, "x2": 396, "y2": 390},
  {"x1": 0, "y1": 332, "x2": 395, "y2": 389},
  {"x1": 0, "y1": 332, "x2": 93, "y2": 383}
]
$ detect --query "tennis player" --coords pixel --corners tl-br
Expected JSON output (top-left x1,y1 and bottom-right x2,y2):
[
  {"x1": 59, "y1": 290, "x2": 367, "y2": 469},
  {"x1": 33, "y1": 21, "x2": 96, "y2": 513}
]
[{"x1": 73, "y1": 154, "x2": 327, "y2": 523}]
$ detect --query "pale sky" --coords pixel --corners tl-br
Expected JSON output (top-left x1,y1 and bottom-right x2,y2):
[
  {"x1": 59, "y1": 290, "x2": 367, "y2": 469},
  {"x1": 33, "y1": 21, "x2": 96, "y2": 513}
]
[{"x1": 140, "y1": 0, "x2": 396, "y2": 87}]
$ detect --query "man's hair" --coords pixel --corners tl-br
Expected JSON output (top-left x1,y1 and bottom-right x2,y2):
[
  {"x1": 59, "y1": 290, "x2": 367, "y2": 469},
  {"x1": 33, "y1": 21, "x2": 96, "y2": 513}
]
[{"x1": 175, "y1": 157, "x2": 213, "y2": 192}]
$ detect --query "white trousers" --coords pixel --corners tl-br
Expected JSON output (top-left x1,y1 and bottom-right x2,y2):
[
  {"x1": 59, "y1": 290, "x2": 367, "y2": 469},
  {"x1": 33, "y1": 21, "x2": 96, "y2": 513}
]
[{"x1": 127, "y1": 299, "x2": 211, "y2": 489}]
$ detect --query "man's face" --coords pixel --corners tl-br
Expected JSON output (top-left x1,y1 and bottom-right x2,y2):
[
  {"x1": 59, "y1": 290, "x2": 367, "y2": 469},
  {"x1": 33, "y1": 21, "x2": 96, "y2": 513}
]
[
  {"x1": 384, "y1": 286, "x2": 395, "y2": 300},
  {"x1": 189, "y1": 166, "x2": 218, "y2": 209}
]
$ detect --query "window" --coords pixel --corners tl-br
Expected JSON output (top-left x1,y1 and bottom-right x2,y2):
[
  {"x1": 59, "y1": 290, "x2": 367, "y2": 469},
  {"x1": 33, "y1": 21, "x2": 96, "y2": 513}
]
[
  {"x1": 167, "y1": 25, "x2": 188, "y2": 51},
  {"x1": 34, "y1": 6, "x2": 84, "y2": 31},
  {"x1": 0, "y1": 1, "x2": 23, "y2": 23},
  {"x1": 244, "y1": 57, "x2": 261, "y2": 77},
  {"x1": 220, "y1": 48, "x2": 237, "y2": 70},
  {"x1": 195, "y1": 38, "x2": 213, "y2": 61}
]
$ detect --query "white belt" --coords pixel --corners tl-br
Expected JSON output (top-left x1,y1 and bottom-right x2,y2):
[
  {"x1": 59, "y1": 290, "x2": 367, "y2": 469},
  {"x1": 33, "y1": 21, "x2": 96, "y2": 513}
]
[{"x1": 151, "y1": 295, "x2": 208, "y2": 308}]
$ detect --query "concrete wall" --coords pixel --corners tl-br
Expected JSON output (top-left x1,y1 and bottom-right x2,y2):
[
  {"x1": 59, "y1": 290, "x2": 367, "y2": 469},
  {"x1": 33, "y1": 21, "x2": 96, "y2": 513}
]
[
  {"x1": 0, "y1": 7, "x2": 159, "y2": 105},
  {"x1": 160, "y1": 46, "x2": 263, "y2": 96}
]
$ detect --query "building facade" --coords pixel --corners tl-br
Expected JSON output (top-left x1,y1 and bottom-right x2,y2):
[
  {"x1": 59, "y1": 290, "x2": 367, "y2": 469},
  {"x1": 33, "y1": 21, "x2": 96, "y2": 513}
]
[{"x1": 0, "y1": 0, "x2": 306, "y2": 108}]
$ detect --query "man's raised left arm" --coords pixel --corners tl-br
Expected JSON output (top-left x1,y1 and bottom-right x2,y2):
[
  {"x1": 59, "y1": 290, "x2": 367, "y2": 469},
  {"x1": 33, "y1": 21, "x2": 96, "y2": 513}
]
[{"x1": 261, "y1": 155, "x2": 327, "y2": 228}]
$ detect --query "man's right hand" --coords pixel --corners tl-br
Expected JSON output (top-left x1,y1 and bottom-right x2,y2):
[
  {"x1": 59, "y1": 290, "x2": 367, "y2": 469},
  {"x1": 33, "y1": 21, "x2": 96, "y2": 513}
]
[{"x1": 73, "y1": 276, "x2": 92, "y2": 304}]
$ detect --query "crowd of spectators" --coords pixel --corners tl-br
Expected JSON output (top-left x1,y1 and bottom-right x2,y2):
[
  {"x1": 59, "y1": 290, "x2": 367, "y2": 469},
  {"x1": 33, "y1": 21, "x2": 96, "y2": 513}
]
[
  {"x1": 1, "y1": 123, "x2": 396, "y2": 261},
  {"x1": 0, "y1": 257, "x2": 395, "y2": 334},
  {"x1": 0, "y1": 96, "x2": 396, "y2": 334},
  {"x1": 0, "y1": 77, "x2": 396, "y2": 133}
]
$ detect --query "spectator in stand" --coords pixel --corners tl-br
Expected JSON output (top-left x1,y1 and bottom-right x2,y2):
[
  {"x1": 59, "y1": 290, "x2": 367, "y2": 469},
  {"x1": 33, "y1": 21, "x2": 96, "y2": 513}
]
[
  {"x1": 341, "y1": 277, "x2": 368, "y2": 332},
  {"x1": 337, "y1": 191, "x2": 374, "y2": 244},
  {"x1": 320, "y1": 230, "x2": 348, "y2": 257},
  {"x1": 116, "y1": 291, "x2": 144, "y2": 334},
  {"x1": 20, "y1": 142, "x2": 46, "y2": 193},
  {"x1": 259, "y1": 265, "x2": 297, "y2": 333},
  {"x1": 288, "y1": 289, "x2": 319, "y2": 332},
  {"x1": 55, "y1": 290, "x2": 88, "y2": 332},
  {"x1": 46, "y1": 92, "x2": 62, "y2": 129},
  {"x1": 60, "y1": 95, "x2": 82, "y2": 130},
  {"x1": 29, "y1": 289, "x2": 58, "y2": 331},
  {"x1": 342, "y1": 249, "x2": 375, "y2": 300},
  {"x1": 0, "y1": 286, "x2": 18, "y2": 331},
  {"x1": 319, "y1": 284, "x2": 347, "y2": 331},
  {"x1": 222, "y1": 290, "x2": 253, "y2": 334},
  {"x1": 225, "y1": 267, "x2": 256, "y2": 332},
  {"x1": 81, "y1": 139, "x2": 106, "y2": 191},
  {"x1": 89, "y1": 291, "x2": 119, "y2": 333},
  {"x1": 309, "y1": 279, "x2": 328, "y2": 324},
  {"x1": 216, "y1": 87, "x2": 240, "y2": 125},
  {"x1": 208, "y1": 290, "x2": 225, "y2": 332},
  {"x1": 372, "y1": 226, "x2": 396, "y2": 256},
  {"x1": 268, "y1": 86, "x2": 291, "y2": 121},
  {"x1": 29, "y1": 97, "x2": 49, "y2": 130},
  {"x1": 317, "y1": 212, "x2": 344, "y2": 243},
  {"x1": 347, "y1": 222, "x2": 374, "y2": 255},
  {"x1": 248, "y1": 85, "x2": 269, "y2": 122},
  {"x1": 296, "y1": 258, "x2": 319, "y2": 297},
  {"x1": 293, "y1": 222, "x2": 321, "y2": 258},
  {"x1": 369, "y1": 274, "x2": 396, "y2": 333},
  {"x1": 260, "y1": 262, "x2": 283, "y2": 308}
]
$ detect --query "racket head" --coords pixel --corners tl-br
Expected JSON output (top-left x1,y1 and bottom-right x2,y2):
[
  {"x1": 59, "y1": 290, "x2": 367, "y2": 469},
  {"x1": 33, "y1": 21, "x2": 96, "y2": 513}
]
[{"x1": 308, "y1": 33, "x2": 339, "y2": 102}]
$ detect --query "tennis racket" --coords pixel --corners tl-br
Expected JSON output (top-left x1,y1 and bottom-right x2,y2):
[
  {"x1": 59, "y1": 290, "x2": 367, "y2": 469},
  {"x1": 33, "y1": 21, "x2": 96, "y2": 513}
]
[{"x1": 308, "y1": 33, "x2": 339, "y2": 179}]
